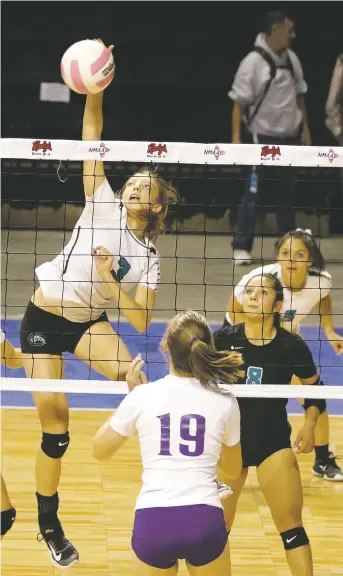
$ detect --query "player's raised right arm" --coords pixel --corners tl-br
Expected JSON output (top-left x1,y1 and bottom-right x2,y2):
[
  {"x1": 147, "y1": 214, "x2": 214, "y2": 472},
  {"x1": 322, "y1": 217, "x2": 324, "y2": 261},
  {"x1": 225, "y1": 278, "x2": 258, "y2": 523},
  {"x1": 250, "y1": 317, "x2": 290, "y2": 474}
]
[
  {"x1": 227, "y1": 295, "x2": 245, "y2": 325},
  {"x1": 82, "y1": 92, "x2": 106, "y2": 197}
]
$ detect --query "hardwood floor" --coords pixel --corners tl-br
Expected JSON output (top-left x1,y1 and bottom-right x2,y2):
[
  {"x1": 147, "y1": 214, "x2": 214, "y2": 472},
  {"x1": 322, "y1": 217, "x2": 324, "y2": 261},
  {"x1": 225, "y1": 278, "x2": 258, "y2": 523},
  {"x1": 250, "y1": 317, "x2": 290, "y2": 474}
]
[{"x1": 1, "y1": 409, "x2": 342, "y2": 575}]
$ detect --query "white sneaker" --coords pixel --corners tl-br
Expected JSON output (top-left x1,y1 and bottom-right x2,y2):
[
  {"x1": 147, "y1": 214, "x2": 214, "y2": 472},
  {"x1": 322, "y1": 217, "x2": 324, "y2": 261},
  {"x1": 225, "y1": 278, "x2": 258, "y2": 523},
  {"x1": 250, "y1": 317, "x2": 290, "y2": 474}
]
[
  {"x1": 233, "y1": 249, "x2": 252, "y2": 265},
  {"x1": 215, "y1": 480, "x2": 233, "y2": 500}
]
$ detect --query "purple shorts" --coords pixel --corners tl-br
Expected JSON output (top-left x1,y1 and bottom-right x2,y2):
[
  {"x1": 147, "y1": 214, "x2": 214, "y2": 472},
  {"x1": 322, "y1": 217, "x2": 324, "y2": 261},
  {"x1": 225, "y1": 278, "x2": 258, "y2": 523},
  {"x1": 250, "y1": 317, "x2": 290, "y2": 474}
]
[{"x1": 132, "y1": 504, "x2": 227, "y2": 569}]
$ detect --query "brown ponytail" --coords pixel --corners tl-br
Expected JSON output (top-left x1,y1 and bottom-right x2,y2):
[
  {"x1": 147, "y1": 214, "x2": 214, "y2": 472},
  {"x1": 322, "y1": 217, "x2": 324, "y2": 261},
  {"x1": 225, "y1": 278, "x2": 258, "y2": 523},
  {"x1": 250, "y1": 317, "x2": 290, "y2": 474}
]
[
  {"x1": 162, "y1": 310, "x2": 245, "y2": 395},
  {"x1": 189, "y1": 338, "x2": 244, "y2": 393}
]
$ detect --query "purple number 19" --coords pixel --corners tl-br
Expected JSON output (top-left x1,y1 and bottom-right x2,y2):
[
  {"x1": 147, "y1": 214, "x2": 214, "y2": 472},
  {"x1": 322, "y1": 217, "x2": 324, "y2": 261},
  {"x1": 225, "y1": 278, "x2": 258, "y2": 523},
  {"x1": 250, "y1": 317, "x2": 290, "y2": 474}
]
[{"x1": 157, "y1": 413, "x2": 206, "y2": 457}]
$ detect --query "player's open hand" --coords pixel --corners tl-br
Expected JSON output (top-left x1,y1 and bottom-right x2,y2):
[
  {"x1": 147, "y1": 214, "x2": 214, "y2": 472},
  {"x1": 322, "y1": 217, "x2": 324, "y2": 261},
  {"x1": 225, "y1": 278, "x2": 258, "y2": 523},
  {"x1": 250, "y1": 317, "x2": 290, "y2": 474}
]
[
  {"x1": 126, "y1": 354, "x2": 148, "y2": 392},
  {"x1": 94, "y1": 39, "x2": 114, "y2": 52},
  {"x1": 327, "y1": 331, "x2": 343, "y2": 356},
  {"x1": 293, "y1": 425, "x2": 315, "y2": 454},
  {"x1": 93, "y1": 246, "x2": 114, "y2": 278}
]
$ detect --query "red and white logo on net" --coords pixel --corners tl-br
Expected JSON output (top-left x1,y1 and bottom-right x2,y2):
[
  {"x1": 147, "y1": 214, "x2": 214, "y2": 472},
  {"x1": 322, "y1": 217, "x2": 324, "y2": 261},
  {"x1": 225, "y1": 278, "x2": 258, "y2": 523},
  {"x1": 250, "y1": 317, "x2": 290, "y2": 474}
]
[
  {"x1": 88, "y1": 142, "x2": 110, "y2": 158},
  {"x1": 318, "y1": 148, "x2": 339, "y2": 164},
  {"x1": 260, "y1": 145, "x2": 281, "y2": 161},
  {"x1": 32, "y1": 140, "x2": 52, "y2": 156},
  {"x1": 147, "y1": 143, "x2": 168, "y2": 158},
  {"x1": 204, "y1": 145, "x2": 225, "y2": 160}
]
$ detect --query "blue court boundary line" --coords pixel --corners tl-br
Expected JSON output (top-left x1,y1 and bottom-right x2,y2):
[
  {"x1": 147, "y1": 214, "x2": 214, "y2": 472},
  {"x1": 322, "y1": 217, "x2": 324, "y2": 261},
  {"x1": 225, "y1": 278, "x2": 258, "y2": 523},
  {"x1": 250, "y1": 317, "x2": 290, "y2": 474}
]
[{"x1": 1, "y1": 320, "x2": 343, "y2": 415}]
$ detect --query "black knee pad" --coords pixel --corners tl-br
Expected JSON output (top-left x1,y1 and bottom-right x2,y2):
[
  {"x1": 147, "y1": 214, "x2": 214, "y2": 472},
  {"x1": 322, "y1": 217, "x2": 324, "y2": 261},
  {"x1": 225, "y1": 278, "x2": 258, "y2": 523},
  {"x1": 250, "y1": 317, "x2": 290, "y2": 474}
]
[
  {"x1": 281, "y1": 527, "x2": 309, "y2": 550},
  {"x1": 41, "y1": 432, "x2": 70, "y2": 459},
  {"x1": 303, "y1": 379, "x2": 327, "y2": 414},
  {"x1": 1, "y1": 507, "x2": 16, "y2": 536}
]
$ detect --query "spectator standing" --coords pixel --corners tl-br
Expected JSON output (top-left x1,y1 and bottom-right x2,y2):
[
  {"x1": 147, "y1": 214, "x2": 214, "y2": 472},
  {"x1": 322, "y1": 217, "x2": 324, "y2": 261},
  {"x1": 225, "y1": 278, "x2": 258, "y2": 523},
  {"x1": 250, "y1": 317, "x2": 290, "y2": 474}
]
[
  {"x1": 229, "y1": 11, "x2": 311, "y2": 265},
  {"x1": 325, "y1": 53, "x2": 343, "y2": 195}
]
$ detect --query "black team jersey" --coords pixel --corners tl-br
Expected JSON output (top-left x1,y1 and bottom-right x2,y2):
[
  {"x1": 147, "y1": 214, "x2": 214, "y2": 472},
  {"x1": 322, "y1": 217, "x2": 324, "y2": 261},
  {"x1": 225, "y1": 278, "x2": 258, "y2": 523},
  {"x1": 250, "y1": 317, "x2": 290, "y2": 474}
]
[{"x1": 214, "y1": 324, "x2": 317, "y2": 463}]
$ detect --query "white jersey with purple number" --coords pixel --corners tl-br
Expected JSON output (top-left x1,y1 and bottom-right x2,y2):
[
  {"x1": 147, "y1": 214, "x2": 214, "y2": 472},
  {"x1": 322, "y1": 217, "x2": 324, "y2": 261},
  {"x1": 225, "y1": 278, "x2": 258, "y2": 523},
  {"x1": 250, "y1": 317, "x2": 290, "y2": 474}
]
[
  {"x1": 109, "y1": 375, "x2": 240, "y2": 510},
  {"x1": 229, "y1": 262, "x2": 332, "y2": 329},
  {"x1": 35, "y1": 179, "x2": 160, "y2": 322}
]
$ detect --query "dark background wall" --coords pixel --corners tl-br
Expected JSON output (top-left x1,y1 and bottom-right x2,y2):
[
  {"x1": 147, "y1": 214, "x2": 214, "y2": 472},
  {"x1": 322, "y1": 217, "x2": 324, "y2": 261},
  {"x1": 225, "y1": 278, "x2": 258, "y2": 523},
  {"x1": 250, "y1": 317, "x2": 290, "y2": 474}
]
[
  {"x1": 2, "y1": 1, "x2": 343, "y2": 144},
  {"x1": 2, "y1": 2, "x2": 343, "y2": 233}
]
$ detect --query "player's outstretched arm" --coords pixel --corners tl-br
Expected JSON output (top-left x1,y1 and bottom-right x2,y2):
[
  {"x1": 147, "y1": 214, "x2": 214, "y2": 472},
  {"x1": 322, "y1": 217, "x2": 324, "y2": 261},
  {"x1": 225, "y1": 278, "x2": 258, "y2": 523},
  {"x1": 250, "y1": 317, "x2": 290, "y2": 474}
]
[
  {"x1": 294, "y1": 373, "x2": 321, "y2": 454},
  {"x1": 82, "y1": 41, "x2": 114, "y2": 198},
  {"x1": 92, "y1": 360, "x2": 145, "y2": 460},
  {"x1": 318, "y1": 293, "x2": 343, "y2": 355}
]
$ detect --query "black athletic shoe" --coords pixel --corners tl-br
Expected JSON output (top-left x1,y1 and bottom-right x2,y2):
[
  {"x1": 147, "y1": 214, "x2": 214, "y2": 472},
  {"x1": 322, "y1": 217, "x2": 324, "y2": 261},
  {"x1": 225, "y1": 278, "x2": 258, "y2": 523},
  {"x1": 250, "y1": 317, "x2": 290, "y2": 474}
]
[
  {"x1": 312, "y1": 452, "x2": 343, "y2": 482},
  {"x1": 38, "y1": 526, "x2": 79, "y2": 569}
]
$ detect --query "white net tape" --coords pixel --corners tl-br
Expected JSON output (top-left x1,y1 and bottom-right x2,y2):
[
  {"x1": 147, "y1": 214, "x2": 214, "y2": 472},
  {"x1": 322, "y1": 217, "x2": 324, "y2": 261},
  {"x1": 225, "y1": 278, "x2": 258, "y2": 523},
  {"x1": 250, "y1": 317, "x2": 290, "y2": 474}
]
[
  {"x1": 1, "y1": 138, "x2": 343, "y2": 167},
  {"x1": 1, "y1": 138, "x2": 342, "y2": 402},
  {"x1": 1, "y1": 379, "x2": 342, "y2": 399}
]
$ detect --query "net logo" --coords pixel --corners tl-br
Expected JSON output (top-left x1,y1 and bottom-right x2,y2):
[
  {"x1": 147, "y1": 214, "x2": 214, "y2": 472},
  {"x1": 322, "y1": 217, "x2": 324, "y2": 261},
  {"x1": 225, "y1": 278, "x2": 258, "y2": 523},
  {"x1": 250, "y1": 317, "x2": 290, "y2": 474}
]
[
  {"x1": 317, "y1": 148, "x2": 339, "y2": 164},
  {"x1": 88, "y1": 143, "x2": 110, "y2": 158},
  {"x1": 204, "y1": 145, "x2": 225, "y2": 161},
  {"x1": 261, "y1": 145, "x2": 281, "y2": 160},
  {"x1": 32, "y1": 140, "x2": 52, "y2": 156},
  {"x1": 147, "y1": 143, "x2": 168, "y2": 157}
]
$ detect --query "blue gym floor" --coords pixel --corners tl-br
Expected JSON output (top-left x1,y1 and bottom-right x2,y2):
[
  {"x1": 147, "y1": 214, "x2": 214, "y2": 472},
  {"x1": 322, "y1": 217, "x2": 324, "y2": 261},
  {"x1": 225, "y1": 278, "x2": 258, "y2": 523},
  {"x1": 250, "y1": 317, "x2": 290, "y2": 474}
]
[{"x1": 1, "y1": 320, "x2": 343, "y2": 415}]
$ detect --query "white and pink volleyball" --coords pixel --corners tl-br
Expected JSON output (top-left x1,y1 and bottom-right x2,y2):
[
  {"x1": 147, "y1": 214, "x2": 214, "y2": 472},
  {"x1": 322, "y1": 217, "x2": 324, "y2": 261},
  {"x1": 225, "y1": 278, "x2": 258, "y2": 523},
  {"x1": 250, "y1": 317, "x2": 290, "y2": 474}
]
[{"x1": 61, "y1": 40, "x2": 115, "y2": 95}]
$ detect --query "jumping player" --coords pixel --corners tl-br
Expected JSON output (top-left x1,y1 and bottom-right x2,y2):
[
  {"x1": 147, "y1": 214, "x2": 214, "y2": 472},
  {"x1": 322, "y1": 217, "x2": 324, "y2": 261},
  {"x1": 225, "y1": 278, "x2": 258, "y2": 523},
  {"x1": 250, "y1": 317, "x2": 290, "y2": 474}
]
[
  {"x1": 215, "y1": 273, "x2": 324, "y2": 576},
  {"x1": 19, "y1": 43, "x2": 178, "y2": 568},
  {"x1": 93, "y1": 310, "x2": 244, "y2": 576},
  {"x1": 1, "y1": 329, "x2": 23, "y2": 538},
  {"x1": 226, "y1": 229, "x2": 343, "y2": 481}
]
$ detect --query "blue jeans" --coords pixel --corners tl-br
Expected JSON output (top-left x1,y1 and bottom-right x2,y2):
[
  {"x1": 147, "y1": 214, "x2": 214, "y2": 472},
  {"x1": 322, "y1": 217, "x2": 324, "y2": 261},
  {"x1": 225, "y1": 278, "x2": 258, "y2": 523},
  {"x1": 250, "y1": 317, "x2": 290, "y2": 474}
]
[{"x1": 232, "y1": 133, "x2": 299, "y2": 252}]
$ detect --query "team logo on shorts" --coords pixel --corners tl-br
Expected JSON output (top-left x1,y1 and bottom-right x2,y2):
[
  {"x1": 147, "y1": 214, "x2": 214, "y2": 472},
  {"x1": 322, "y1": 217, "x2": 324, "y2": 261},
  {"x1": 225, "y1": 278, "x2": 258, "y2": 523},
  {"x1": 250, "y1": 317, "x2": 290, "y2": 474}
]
[{"x1": 28, "y1": 333, "x2": 47, "y2": 347}]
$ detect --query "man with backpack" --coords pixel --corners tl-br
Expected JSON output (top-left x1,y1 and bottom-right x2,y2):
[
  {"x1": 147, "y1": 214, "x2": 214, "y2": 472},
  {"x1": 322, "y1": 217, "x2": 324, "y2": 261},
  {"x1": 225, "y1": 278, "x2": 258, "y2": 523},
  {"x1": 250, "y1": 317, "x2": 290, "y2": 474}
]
[
  {"x1": 325, "y1": 53, "x2": 343, "y2": 197},
  {"x1": 229, "y1": 11, "x2": 311, "y2": 264}
]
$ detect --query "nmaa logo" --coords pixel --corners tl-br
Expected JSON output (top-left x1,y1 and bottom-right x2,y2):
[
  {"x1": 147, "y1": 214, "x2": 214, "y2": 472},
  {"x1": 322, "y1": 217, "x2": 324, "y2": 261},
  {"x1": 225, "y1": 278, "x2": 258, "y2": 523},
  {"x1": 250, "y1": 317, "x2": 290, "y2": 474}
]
[
  {"x1": 204, "y1": 145, "x2": 225, "y2": 161},
  {"x1": 317, "y1": 148, "x2": 339, "y2": 164},
  {"x1": 88, "y1": 142, "x2": 110, "y2": 158}
]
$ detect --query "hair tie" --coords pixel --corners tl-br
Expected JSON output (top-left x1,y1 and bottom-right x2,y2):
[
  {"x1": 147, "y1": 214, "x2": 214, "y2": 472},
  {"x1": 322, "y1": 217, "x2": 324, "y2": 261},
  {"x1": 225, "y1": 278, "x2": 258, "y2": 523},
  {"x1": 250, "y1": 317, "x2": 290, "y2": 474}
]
[
  {"x1": 190, "y1": 337, "x2": 201, "y2": 346},
  {"x1": 295, "y1": 228, "x2": 312, "y2": 236}
]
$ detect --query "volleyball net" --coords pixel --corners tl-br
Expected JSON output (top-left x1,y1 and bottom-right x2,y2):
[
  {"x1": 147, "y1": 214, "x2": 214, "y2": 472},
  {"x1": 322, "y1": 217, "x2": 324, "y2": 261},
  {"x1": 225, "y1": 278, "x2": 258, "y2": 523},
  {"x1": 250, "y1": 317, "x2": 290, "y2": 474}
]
[{"x1": 1, "y1": 138, "x2": 343, "y2": 403}]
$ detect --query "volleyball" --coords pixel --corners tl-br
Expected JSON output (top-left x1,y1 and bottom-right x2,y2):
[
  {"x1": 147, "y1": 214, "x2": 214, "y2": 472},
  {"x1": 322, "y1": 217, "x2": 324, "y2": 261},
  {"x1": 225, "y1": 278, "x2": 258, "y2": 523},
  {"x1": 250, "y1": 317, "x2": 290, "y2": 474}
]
[{"x1": 60, "y1": 39, "x2": 115, "y2": 95}]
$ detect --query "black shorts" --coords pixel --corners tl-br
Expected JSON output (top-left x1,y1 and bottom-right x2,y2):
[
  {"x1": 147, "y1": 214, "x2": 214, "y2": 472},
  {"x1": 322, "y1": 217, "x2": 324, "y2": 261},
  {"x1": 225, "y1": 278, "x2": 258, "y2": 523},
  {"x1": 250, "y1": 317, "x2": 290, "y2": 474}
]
[
  {"x1": 242, "y1": 422, "x2": 292, "y2": 468},
  {"x1": 20, "y1": 301, "x2": 109, "y2": 355}
]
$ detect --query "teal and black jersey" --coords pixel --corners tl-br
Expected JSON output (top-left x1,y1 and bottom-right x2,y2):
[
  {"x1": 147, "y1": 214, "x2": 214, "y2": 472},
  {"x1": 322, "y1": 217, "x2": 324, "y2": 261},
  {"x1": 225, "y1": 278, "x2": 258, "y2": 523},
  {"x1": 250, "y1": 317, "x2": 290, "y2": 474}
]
[{"x1": 214, "y1": 323, "x2": 317, "y2": 466}]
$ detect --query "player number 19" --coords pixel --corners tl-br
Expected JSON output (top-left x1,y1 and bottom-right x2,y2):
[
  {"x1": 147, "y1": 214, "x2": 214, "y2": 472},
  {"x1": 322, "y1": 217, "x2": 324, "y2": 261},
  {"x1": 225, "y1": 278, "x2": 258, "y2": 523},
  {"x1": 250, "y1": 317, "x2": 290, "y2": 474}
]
[{"x1": 157, "y1": 413, "x2": 206, "y2": 457}]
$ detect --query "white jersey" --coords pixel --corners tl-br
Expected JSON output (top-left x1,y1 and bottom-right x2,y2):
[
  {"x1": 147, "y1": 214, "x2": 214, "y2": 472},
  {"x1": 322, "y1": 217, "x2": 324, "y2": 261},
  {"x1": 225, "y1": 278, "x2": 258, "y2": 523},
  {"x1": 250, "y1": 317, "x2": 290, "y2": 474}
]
[
  {"x1": 36, "y1": 180, "x2": 160, "y2": 322},
  {"x1": 0, "y1": 329, "x2": 5, "y2": 344},
  {"x1": 109, "y1": 375, "x2": 240, "y2": 510},
  {"x1": 229, "y1": 262, "x2": 332, "y2": 330}
]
